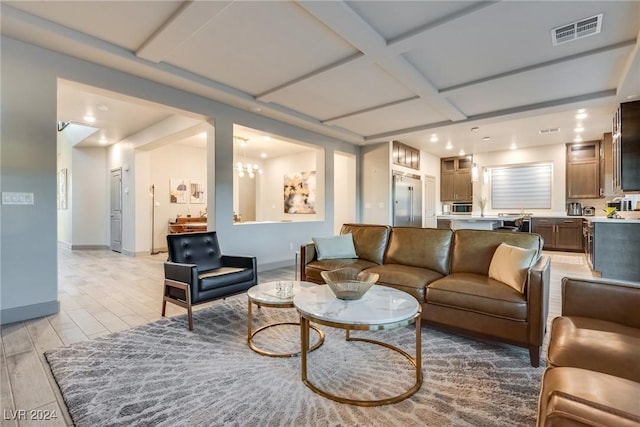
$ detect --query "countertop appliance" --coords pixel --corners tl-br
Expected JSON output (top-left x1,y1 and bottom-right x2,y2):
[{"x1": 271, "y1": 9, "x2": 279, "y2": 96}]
[
  {"x1": 393, "y1": 173, "x2": 422, "y2": 227},
  {"x1": 583, "y1": 206, "x2": 595, "y2": 216},
  {"x1": 451, "y1": 202, "x2": 473, "y2": 215},
  {"x1": 567, "y1": 202, "x2": 582, "y2": 216}
]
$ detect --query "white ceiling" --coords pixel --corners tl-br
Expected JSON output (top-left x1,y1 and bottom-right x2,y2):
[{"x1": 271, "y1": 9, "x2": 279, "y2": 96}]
[{"x1": 3, "y1": 1, "x2": 639, "y2": 158}]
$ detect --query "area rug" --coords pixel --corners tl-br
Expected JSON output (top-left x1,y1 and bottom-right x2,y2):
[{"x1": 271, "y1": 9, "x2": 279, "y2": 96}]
[{"x1": 45, "y1": 297, "x2": 544, "y2": 427}]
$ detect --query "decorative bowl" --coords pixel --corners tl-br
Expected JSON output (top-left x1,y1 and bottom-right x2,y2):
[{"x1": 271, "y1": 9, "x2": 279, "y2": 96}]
[{"x1": 320, "y1": 268, "x2": 379, "y2": 300}]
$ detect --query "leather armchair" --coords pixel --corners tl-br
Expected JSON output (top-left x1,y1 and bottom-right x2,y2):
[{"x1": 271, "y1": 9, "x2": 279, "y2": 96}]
[{"x1": 162, "y1": 231, "x2": 257, "y2": 330}]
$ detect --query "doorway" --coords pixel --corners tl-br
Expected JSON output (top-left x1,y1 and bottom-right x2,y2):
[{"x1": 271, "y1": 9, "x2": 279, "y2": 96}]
[
  {"x1": 334, "y1": 152, "x2": 356, "y2": 234},
  {"x1": 110, "y1": 168, "x2": 122, "y2": 252}
]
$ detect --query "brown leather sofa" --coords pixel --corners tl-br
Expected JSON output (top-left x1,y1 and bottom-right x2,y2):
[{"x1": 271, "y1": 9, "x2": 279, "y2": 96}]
[
  {"x1": 537, "y1": 277, "x2": 640, "y2": 426},
  {"x1": 300, "y1": 223, "x2": 551, "y2": 366}
]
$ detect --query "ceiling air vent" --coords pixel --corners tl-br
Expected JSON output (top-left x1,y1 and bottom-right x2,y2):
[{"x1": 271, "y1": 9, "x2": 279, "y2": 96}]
[
  {"x1": 552, "y1": 14, "x2": 602, "y2": 46},
  {"x1": 539, "y1": 128, "x2": 560, "y2": 134}
]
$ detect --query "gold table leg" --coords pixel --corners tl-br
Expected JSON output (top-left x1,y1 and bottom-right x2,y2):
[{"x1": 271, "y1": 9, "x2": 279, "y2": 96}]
[
  {"x1": 247, "y1": 298, "x2": 324, "y2": 358},
  {"x1": 300, "y1": 310, "x2": 423, "y2": 406}
]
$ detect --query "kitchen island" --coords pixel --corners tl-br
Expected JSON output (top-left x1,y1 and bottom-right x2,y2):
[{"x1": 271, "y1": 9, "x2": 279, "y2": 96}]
[
  {"x1": 589, "y1": 217, "x2": 640, "y2": 282},
  {"x1": 436, "y1": 215, "x2": 524, "y2": 230}
]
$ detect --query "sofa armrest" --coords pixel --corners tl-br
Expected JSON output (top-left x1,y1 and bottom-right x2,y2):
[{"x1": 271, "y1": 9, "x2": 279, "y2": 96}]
[
  {"x1": 562, "y1": 277, "x2": 640, "y2": 328},
  {"x1": 527, "y1": 255, "x2": 551, "y2": 346},
  {"x1": 299, "y1": 242, "x2": 316, "y2": 281},
  {"x1": 164, "y1": 261, "x2": 198, "y2": 285}
]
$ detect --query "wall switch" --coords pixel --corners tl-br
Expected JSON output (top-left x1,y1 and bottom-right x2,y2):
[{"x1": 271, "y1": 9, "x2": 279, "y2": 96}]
[
  {"x1": 2, "y1": 192, "x2": 34, "y2": 205},
  {"x1": 289, "y1": 242, "x2": 294, "y2": 251}
]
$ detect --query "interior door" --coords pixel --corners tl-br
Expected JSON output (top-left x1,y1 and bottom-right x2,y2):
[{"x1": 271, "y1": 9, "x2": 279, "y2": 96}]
[
  {"x1": 424, "y1": 175, "x2": 436, "y2": 228},
  {"x1": 110, "y1": 168, "x2": 122, "y2": 253}
]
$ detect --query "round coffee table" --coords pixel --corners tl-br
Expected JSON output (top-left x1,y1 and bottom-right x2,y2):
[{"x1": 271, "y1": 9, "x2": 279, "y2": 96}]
[
  {"x1": 293, "y1": 284, "x2": 422, "y2": 406},
  {"x1": 247, "y1": 281, "x2": 324, "y2": 357}
]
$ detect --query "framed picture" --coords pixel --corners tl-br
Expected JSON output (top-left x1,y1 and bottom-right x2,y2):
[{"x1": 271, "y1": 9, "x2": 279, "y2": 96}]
[
  {"x1": 58, "y1": 168, "x2": 68, "y2": 210},
  {"x1": 170, "y1": 178, "x2": 187, "y2": 204},
  {"x1": 190, "y1": 181, "x2": 205, "y2": 204},
  {"x1": 283, "y1": 171, "x2": 316, "y2": 214}
]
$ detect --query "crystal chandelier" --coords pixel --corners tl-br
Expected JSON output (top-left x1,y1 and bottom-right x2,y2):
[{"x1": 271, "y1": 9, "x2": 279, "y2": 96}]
[{"x1": 235, "y1": 136, "x2": 263, "y2": 178}]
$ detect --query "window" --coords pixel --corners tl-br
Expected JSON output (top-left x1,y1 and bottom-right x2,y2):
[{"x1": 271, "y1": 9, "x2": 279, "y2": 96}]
[{"x1": 490, "y1": 163, "x2": 552, "y2": 209}]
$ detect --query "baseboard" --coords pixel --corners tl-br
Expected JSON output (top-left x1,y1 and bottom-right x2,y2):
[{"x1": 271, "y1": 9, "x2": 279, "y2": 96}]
[
  {"x1": 58, "y1": 241, "x2": 72, "y2": 251},
  {"x1": 259, "y1": 259, "x2": 295, "y2": 271},
  {"x1": 71, "y1": 244, "x2": 110, "y2": 250},
  {"x1": 0, "y1": 300, "x2": 60, "y2": 325}
]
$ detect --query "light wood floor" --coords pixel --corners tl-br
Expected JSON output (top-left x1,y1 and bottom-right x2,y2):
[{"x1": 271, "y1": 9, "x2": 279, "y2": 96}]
[{"x1": 0, "y1": 249, "x2": 595, "y2": 426}]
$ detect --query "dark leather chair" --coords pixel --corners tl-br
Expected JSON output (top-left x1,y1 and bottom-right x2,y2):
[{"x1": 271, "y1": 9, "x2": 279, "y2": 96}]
[{"x1": 162, "y1": 231, "x2": 257, "y2": 330}]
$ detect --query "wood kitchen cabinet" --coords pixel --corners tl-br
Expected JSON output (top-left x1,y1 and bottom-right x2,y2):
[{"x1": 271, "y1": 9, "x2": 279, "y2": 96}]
[
  {"x1": 531, "y1": 217, "x2": 583, "y2": 251},
  {"x1": 613, "y1": 100, "x2": 640, "y2": 191},
  {"x1": 566, "y1": 141, "x2": 602, "y2": 199},
  {"x1": 441, "y1": 156, "x2": 472, "y2": 201}
]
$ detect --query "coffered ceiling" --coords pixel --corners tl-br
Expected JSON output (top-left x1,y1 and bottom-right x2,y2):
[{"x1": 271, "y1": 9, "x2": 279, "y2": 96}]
[{"x1": 2, "y1": 1, "x2": 639, "y2": 157}]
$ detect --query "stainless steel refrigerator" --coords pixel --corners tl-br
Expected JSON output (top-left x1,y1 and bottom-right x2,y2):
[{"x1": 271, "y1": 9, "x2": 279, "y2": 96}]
[{"x1": 393, "y1": 173, "x2": 422, "y2": 227}]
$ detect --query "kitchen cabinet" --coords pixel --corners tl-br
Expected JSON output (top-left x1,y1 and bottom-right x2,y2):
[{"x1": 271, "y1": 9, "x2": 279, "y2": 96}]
[
  {"x1": 566, "y1": 141, "x2": 602, "y2": 198},
  {"x1": 392, "y1": 140, "x2": 420, "y2": 170},
  {"x1": 440, "y1": 156, "x2": 472, "y2": 202},
  {"x1": 531, "y1": 217, "x2": 583, "y2": 251},
  {"x1": 612, "y1": 100, "x2": 640, "y2": 191}
]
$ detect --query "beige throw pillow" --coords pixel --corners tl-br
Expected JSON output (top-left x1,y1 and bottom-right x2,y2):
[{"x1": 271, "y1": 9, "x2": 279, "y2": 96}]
[{"x1": 488, "y1": 242, "x2": 537, "y2": 293}]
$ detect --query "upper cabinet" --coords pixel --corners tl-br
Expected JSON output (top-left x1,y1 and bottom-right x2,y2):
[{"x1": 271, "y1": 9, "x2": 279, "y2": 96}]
[
  {"x1": 440, "y1": 156, "x2": 472, "y2": 201},
  {"x1": 566, "y1": 140, "x2": 602, "y2": 199},
  {"x1": 613, "y1": 100, "x2": 640, "y2": 192},
  {"x1": 392, "y1": 140, "x2": 420, "y2": 170}
]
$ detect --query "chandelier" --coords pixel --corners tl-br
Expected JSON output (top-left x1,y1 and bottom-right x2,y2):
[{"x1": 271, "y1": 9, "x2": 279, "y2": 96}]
[{"x1": 235, "y1": 136, "x2": 263, "y2": 178}]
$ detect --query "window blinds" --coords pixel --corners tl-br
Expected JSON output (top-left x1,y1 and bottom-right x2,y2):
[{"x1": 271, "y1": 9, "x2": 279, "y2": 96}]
[{"x1": 490, "y1": 163, "x2": 552, "y2": 209}]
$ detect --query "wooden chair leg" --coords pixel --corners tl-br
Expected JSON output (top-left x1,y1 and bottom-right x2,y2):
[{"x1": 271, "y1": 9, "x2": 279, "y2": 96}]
[
  {"x1": 161, "y1": 299, "x2": 167, "y2": 317},
  {"x1": 186, "y1": 286, "x2": 193, "y2": 331}
]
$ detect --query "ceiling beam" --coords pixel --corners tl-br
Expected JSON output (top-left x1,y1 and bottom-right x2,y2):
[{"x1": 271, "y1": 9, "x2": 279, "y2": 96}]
[
  {"x1": 616, "y1": 28, "x2": 640, "y2": 97},
  {"x1": 296, "y1": 0, "x2": 467, "y2": 122},
  {"x1": 136, "y1": 1, "x2": 233, "y2": 63},
  {"x1": 322, "y1": 96, "x2": 419, "y2": 124}
]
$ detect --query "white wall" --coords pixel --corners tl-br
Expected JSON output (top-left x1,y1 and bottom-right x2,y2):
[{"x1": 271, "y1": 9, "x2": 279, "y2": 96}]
[
  {"x1": 1, "y1": 36, "x2": 357, "y2": 322},
  {"x1": 362, "y1": 143, "x2": 391, "y2": 224},
  {"x1": 472, "y1": 144, "x2": 566, "y2": 215}
]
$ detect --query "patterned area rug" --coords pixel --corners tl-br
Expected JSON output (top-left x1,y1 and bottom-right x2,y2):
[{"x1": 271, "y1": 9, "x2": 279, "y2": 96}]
[{"x1": 45, "y1": 297, "x2": 544, "y2": 427}]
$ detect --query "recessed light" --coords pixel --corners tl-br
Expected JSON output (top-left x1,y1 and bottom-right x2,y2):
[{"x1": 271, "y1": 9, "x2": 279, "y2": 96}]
[
  {"x1": 574, "y1": 126, "x2": 584, "y2": 133},
  {"x1": 430, "y1": 134, "x2": 438, "y2": 143},
  {"x1": 263, "y1": 136, "x2": 271, "y2": 142},
  {"x1": 99, "y1": 136, "x2": 108, "y2": 145},
  {"x1": 574, "y1": 136, "x2": 583, "y2": 142},
  {"x1": 577, "y1": 108, "x2": 586, "y2": 113},
  {"x1": 459, "y1": 149, "x2": 465, "y2": 156},
  {"x1": 510, "y1": 143, "x2": 517, "y2": 150},
  {"x1": 575, "y1": 112, "x2": 587, "y2": 120},
  {"x1": 445, "y1": 142, "x2": 453, "y2": 150},
  {"x1": 96, "y1": 104, "x2": 109, "y2": 112},
  {"x1": 471, "y1": 127, "x2": 479, "y2": 132},
  {"x1": 83, "y1": 115, "x2": 96, "y2": 123},
  {"x1": 626, "y1": 95, "x2": 638, "y2": 99},
  {"x1": 199, "y1": 132, "x2": 206, "y2": 138},
  {"x1": 483, "y1": 136, "x2": 491, "y2": 141},
  {"x1": 260, "y1": 153, "x2": 267, "y2": 158}
]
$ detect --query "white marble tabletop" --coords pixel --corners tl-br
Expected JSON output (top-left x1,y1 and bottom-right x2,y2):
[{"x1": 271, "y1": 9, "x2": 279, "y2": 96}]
[
  {"x1": 248, "y1": 281, "x2": 316, "y2": 305},
  {"x1": 293, "y1": 285, "x2": 419, "y2": 328}
]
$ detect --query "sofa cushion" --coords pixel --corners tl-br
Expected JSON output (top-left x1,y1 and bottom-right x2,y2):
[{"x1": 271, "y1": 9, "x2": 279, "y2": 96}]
[
  {"x1": 340, "y1": 224, "x2": 390, "y2": 265},
  {"x1": 547, "y1": 316, "x2": 640, "y2": 383},
  {"x1": 488, "y1": 242, "x2": 537, "y2": 293},
  {"x1": 312, "y1": 234, "x2": 357, "y2": 260},
  {"x1": 384, "y1": 227, "x2": 453, "y2": 275},
  {"x1": 426, "y1": 273, "x2": 528, "y2": 321},
  {"x1": 365, "y1": 264, "x2": 445, "y2": 303},
  {"x1": 305, "y1": 258, "x2": 378, "y2": 284},
  {"x1": 450, "y1": 229, "x2": 542, "y2": 275},
  {"x1": 538, "y1": 367, "x2": 640, "y2": 427}
]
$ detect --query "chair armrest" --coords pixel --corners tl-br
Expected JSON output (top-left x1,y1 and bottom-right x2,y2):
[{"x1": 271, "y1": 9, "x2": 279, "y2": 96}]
[
  {"x1": 562, "y1": 277, "x2": 640, "y2": 328},
  {"x1": 221, "y1": 255, "x2": 257, "y2": 270},
  {"x1": 527, "y1": 255, "x2": 551, "y2": 346},
  {"x1": 164, "y1": 261, "x2": 197, "y2": 285},
  {"x1": 299, "y1": 242, "x2": 316, "y2": 281}
]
